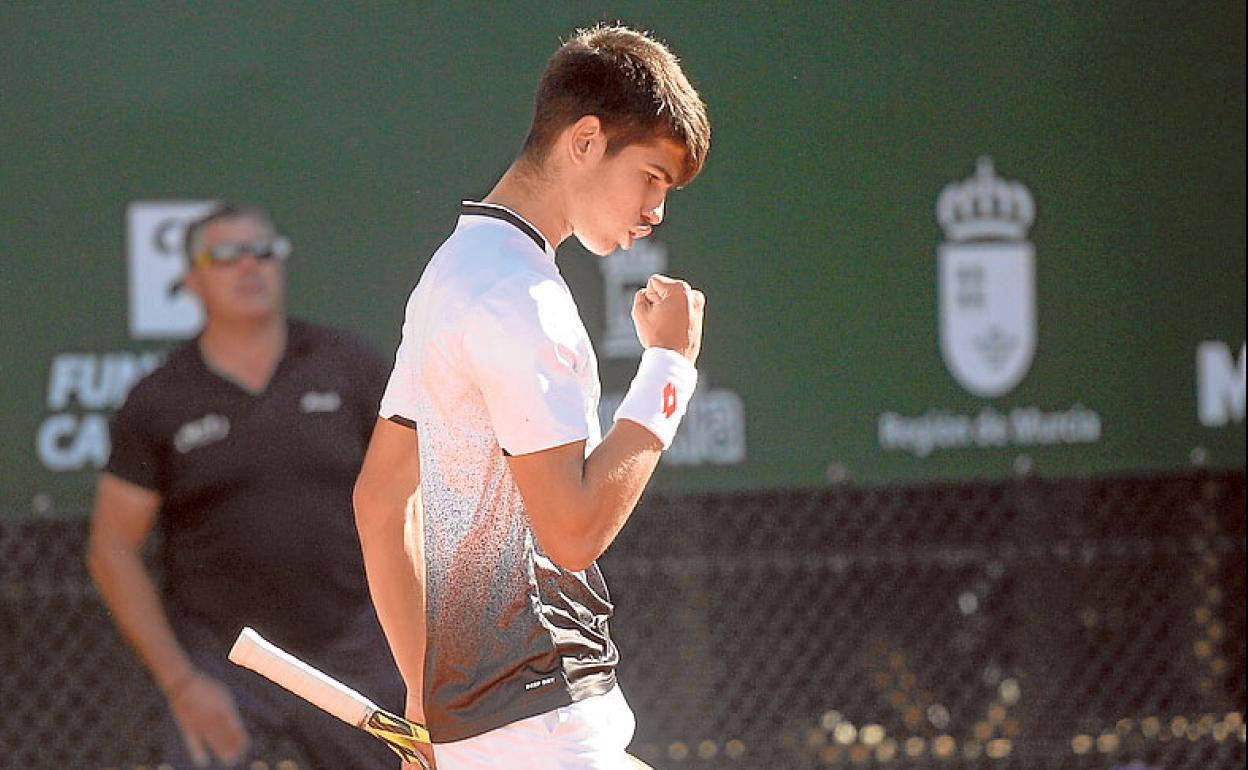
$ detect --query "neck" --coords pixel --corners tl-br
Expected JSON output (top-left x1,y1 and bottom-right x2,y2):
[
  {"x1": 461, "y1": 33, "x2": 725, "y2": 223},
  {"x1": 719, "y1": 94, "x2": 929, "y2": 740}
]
[
  {"x1": 483, "y1": 160, "x2": 571, "y2": 250},
  {"x1": 198, "y1": 314, "x2": 287, "y2": 392}
]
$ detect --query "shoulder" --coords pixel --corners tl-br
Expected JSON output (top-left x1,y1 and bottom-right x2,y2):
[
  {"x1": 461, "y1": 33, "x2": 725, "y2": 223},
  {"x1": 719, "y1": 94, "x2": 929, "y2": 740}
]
[
  {"x1": 465, "y1": 270, "x2": 587, "y2": 359},
  {"x1": 289, "y1": 315, "x2": 381, "y2": 359},
  {"x1": 474, "y1": 269, "x2": 574, "y2": 322},
  {"x1": 290, "y1": 318, "x2": 378, "y2": 357},
  {"x1": 110, "y1": 342, "x2": 201, "y2": 434},
  {"x1": 433, "y1": 219, "x2": 560, "y2": 300},
  {"x1": 118, "y1": 340, "x2": 199, "y2": 407},
  {"x1": 287, "y1": 316, "x2": 384, "y2": 379}
]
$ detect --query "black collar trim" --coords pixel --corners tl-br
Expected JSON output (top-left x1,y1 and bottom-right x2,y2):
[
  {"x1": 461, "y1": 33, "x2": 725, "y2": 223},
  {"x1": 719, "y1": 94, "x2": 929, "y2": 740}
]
[{"x1": 460, "y1": 201, "x2": 548, "y2": 253}]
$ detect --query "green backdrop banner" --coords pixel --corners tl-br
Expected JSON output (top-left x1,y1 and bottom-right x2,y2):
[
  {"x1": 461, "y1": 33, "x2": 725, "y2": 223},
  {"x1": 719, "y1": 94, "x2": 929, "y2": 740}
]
[{"x1": 2, "y1": 2, "x2": 1243, "y2": 518}]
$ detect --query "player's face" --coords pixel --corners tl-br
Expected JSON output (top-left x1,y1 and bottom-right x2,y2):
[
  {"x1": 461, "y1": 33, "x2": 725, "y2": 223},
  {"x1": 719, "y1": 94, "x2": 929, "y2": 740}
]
[
  {"x1": 571, "y1": 137, "x2": 686, "y2": 256},
  {"x1": 186, "y1": 216, "x2": 286, "y2": 323}
]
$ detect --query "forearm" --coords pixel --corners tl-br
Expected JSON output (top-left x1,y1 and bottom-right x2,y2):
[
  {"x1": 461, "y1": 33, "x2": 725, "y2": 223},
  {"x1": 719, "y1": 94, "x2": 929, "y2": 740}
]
[
  {"x1": 86, "y1": 544, "x2": 196, "y2": 696},
  {"x1": 355, "y1": 489, "x2": 428, "y2": 717},
  {"x1": 523, "y1": 420, "x2": 664, "y2": 571},
  {"x1": 538, "y1": 345, "x2": 696, "y2": 569}
]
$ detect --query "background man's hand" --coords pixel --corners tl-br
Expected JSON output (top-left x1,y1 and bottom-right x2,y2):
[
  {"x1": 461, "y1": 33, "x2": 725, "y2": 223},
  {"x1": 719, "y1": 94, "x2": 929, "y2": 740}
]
[{"x1": 168, "y1": 673, "x2": 249, "y2": 768}]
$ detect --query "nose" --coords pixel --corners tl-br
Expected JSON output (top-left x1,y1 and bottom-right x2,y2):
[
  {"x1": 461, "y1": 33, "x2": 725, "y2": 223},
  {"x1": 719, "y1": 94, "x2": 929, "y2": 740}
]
[
  {"x1": 234, "y1": 251, "x2": 262, "y2": 269},
  {"x1": 643, "y1": 199, "x2": 666, "y2": 226}
]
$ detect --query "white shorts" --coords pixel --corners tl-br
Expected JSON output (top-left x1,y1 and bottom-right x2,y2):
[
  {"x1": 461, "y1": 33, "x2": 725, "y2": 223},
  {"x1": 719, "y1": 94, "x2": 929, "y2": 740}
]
[{"x1": 433, "y1": 686, "x2": 638, "y2": 770}]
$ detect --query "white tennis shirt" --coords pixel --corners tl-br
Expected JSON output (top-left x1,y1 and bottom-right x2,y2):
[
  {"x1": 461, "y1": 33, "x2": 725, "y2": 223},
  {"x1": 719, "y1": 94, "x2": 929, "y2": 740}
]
[{"x1": 380, "y1": 202, "x2": 618, "y2": 743}]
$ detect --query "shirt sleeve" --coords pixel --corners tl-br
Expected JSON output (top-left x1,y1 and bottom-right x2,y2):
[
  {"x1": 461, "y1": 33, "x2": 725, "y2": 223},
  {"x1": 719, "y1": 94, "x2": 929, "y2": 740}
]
[
  {"x1": 462, "y1": 275, "x2": 591, "y2": 456},
  {"x1": 379, "y1": 289, "x2": 421, "y2": 427},
  {"x1": 104, "y1": 384, "x2": 164, "y2": 492}
]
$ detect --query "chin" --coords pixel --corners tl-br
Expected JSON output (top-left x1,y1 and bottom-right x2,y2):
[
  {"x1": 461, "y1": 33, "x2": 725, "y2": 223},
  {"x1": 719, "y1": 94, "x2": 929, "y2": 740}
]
[{"x1": 573, "y1": 232, "x2": 620, "y2": 257}]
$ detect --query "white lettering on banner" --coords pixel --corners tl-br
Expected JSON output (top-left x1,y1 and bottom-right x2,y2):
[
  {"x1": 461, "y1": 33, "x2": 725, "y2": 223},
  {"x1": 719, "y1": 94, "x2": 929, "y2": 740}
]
[
  {"x1": 46, "y1": 352, "x2": 164, "y2": 409},
  {"x1": 1197, "y1": 341, "x2": 1246, "y2": 427},
  {"x1": 36, "y1": 351, "x2": 165, "y2": 472},
  {"x1": 601, "y1": 384, "x2": 747, "y2": 466},
  {"x1": 36, "y1": 414, "x2": 111, "y2": 472},
  {"x1": 879, "y1": 406, "x2": 1102, "y2": 458}
]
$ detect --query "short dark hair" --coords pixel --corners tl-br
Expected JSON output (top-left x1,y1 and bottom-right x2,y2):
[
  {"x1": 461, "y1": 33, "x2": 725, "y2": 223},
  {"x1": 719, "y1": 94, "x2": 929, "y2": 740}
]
[
  {"x1": 183, "y1": 202, "x2": 276, "y2": 263},
  {"x1": 521, "y1": 24, "x2": 710, "y2": 186}
]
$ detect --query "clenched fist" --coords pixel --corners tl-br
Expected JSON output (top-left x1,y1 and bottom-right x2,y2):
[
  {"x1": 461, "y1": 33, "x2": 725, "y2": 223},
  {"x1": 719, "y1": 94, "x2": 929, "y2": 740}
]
[{"x1": 631, "y1": 274, "x2": 706, "y2": 365}]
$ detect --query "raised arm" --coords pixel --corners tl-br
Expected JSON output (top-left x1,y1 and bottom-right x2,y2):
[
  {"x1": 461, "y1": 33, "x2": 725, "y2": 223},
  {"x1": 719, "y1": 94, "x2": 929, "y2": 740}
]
[
  {"x1": 352, "y1": 418, "x2": 429, "y2": 726},
  {"x1": 508, "y1": 274, "x2": 705, "y2": 572}
]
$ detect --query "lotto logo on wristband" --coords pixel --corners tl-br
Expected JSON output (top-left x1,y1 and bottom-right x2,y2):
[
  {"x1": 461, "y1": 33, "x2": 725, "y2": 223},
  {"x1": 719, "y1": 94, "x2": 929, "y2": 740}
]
[
  {"x1": 615, "y1": 348, "x2": 697, "y2": 450},
  {"x1": 663, "y1": 382, "x2": 678, "y2": 418}
]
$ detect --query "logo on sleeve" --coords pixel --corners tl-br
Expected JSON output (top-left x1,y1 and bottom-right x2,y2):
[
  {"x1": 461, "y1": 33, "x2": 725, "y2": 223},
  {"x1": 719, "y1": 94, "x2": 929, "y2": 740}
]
[{"x1": 662, "y1": 382, "x2": 678, "y2": 419}]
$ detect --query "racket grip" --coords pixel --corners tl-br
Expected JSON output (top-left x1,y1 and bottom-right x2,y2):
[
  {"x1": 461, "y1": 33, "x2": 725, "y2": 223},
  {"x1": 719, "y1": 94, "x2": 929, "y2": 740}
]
[{"x1": 229, "y1": 626, "x2": 376, "y2": 728}]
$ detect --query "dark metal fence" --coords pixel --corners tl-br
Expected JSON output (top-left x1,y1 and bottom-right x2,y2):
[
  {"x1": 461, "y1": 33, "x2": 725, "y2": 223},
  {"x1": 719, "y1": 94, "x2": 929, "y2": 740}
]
[{"x1": 2, "y1": 470, "x2": 1244, "y2": 769}]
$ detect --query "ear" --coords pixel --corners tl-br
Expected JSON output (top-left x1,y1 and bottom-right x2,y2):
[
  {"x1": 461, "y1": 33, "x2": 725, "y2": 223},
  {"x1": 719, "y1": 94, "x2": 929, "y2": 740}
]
[{"x1": 566, "y1": 115, "x2": 605, "y2": 167}]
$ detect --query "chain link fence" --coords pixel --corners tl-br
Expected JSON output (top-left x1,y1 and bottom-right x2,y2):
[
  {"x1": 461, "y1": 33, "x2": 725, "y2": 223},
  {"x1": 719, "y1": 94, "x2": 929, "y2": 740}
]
[{"x1": 2, "y1": 469, "x2": 1244, "y2": 770}]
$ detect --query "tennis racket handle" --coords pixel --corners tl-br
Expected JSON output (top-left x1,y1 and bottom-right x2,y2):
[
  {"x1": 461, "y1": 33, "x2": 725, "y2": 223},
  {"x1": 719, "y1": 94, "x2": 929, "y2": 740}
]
[{"x1": 229, "y1": 626, "x2": 375, "y2": 728}]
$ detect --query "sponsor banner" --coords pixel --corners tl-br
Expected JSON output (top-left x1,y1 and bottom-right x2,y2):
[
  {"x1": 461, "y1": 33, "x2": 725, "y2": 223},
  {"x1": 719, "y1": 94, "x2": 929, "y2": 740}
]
[{"x1": 4, "y1": 4, "x2": 1243, "y2": 516}]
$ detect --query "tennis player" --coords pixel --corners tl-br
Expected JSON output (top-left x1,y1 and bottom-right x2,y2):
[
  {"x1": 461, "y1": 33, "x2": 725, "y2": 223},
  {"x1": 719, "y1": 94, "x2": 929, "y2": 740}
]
[{"x1": 353, "y1": 24, "x2": 710, "y2": 770}]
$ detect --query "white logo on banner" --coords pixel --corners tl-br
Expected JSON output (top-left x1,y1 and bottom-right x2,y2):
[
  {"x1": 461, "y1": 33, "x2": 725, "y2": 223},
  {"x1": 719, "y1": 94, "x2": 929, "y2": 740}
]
[
  {"x1": 875, "y1": 158, "x2": 1103, "y2": 462},
  {"x1": 599, "y1": 241, "x2": 747, "y2": 465},
  {"x1": 936, "y1": 157, "x2": 1036, "y2": 398},
  {"x1": 126, "y1": 200, "x2": 217, "y2": 339}
]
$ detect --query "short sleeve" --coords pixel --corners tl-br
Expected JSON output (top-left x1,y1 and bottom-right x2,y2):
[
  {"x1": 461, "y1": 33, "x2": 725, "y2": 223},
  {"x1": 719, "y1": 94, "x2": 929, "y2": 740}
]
[
  {"x1": 463, "y1": 276, "x2": 590, "y2": 456},
  {"x1": 104, "y1": 384, "x2": 164, "y2": 492},
  {"x1": 379, "y1": 290, "x2": 421, "y2": 427}
]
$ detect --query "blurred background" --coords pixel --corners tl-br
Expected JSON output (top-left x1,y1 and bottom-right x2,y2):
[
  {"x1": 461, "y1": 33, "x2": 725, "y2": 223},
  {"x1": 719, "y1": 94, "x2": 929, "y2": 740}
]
[{"x1": 1, "y1": 2, "x2": 1243, "y2": 769}]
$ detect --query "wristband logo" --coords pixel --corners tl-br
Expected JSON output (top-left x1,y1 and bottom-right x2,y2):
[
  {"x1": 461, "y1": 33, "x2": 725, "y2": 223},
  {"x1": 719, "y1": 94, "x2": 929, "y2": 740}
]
[{"x1": 663, "y1": 382, "x2": 678, "y2": 419}]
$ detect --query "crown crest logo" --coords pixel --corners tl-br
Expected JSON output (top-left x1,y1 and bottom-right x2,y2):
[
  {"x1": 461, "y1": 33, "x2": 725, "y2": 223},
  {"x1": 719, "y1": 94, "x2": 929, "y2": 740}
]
[{"x1": 936, "y1": 157, "x2": 1035, "y2": 243}]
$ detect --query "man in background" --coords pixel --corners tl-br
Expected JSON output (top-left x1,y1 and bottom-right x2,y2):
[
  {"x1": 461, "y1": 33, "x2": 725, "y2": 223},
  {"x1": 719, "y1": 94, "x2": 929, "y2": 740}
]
[{"x1": 87, "y1": 202, "x2": 402, "y2": 769}]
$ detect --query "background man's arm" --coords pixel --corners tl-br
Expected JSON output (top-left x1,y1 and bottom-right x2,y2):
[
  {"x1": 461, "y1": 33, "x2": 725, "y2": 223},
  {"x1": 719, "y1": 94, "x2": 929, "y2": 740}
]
[{"x1": 86, "y1": 472, "x2": 247, "y2": 766}]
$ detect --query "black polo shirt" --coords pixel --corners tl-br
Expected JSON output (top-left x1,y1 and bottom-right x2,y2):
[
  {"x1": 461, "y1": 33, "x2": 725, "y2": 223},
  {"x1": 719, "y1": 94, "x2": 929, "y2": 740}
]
[{"x1": 106, "y1": 319, "x2": 387, "y2": 651}]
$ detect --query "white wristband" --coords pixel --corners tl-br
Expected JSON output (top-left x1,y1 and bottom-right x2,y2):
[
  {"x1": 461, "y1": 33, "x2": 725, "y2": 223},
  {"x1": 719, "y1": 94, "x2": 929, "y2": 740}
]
[{"x1": 614, "y1": 347, "x2": 698, "y2": 449}]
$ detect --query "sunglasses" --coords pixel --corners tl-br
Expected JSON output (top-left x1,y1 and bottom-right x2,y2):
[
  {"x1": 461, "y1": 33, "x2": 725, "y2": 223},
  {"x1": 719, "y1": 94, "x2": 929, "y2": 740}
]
[{"x1": 193, "y1": 236, "x2": 292, "y2": 268}]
